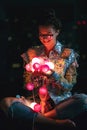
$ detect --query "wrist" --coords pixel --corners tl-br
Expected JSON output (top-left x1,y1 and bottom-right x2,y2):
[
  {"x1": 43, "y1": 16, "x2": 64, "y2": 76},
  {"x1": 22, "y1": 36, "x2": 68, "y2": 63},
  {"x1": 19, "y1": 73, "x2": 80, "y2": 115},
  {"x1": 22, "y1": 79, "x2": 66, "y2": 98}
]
[{"x1": 51, "y1": 71, "x2": 60, "y2": 81}]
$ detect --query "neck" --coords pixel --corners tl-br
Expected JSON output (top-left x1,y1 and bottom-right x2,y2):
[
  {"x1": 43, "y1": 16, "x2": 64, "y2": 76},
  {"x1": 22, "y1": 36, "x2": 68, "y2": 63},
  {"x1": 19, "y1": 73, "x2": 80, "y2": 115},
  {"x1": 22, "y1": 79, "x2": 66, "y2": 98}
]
[{"x1": 45, "y1": 45, "x2": 55, "y2": 56}]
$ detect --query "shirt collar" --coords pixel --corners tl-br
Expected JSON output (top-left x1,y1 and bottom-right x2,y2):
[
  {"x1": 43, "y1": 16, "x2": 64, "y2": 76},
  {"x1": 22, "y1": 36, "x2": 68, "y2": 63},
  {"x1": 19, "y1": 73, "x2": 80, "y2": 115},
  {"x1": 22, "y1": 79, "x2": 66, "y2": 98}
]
[{"x1": 54, "y1": 41, "x2": 63, "y2": 54}]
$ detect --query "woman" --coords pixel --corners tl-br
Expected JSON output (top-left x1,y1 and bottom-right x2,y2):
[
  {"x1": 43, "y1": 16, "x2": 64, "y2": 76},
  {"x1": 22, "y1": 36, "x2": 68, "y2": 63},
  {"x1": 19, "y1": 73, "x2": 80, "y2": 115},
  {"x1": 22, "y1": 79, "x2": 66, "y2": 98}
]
[{"x1": 21, "y1": 8, "x2": 87, "y2": 122}]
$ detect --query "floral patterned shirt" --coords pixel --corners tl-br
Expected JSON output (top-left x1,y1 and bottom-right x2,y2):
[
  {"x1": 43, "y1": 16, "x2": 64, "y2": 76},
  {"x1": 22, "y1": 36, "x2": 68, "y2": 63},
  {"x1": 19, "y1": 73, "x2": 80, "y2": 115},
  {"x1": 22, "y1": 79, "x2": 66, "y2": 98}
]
[{"x1": 21, "y1": 41, "x2": 79, "y2": 104}]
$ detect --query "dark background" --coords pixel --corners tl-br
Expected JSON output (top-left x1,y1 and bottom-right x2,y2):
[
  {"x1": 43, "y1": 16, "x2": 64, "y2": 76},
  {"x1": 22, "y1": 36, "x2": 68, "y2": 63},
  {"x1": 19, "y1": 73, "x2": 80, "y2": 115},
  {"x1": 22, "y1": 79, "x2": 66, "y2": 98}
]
[{"x1": 0, "y1": 0, "x2": 87, "y2": 98}]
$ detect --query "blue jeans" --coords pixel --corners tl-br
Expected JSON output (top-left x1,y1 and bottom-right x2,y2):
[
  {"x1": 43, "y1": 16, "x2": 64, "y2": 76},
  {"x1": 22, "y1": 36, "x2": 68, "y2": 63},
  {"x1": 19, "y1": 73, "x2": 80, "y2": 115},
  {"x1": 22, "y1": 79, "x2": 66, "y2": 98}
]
[
  {"x1": 8, "y1": 101, "x2": 38, "y2": 129},
  {"x1": 55, "y1": 93, "x2": 87, "y2": 119}
]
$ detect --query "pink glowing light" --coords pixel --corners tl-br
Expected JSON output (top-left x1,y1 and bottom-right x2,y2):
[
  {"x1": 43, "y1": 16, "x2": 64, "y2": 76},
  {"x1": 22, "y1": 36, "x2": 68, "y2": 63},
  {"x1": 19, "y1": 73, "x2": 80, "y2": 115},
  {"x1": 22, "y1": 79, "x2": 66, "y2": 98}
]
[
  {"x1": 25, "y1": 64, "x2": 31, "y2": 71},
  {"x1": 26, "y1": 83, "x2": 34, "y2": 91},
  {"x1": 33, "y1": 63, "x2": 40, "y2": 71},
  {"x1": 32, "y1": 57, "x2": 41, "y2": 64},
  {"x1": 41, "y1": 64, "x2": 50, "y2": 73},
  {"x1": 39, "y1": 86, "x2": 48, "y2": 95},
  {"x1": 32, "y1": 57, "x2": 44, "y2": 65},
  {"x1": 29, "y1": 102, "x2": 41, "y2": 112},
  {"x1": 45, "y1": 61, "x2": 54, "y2": 70},
  {"x1": 34, "y1": 103, "x2": 41, "y2": 112},
  {"x1": 29, "y1": 102, "x2": 37, "y2": 109}
]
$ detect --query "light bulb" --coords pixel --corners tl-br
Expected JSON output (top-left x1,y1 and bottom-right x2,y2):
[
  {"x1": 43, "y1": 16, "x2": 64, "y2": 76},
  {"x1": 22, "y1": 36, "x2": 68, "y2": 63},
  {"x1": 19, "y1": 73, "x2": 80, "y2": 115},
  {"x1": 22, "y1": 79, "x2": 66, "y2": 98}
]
[{"x1": 26, "y1": 83, "x2": 34, "y2": 91}]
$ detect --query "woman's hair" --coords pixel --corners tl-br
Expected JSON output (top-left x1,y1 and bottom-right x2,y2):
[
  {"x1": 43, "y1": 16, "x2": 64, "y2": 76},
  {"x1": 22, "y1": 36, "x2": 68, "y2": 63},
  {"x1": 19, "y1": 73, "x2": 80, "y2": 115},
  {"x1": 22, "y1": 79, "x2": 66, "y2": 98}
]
[{"x1": 37, "y1": 8, "x2": 62, "y2": 31}]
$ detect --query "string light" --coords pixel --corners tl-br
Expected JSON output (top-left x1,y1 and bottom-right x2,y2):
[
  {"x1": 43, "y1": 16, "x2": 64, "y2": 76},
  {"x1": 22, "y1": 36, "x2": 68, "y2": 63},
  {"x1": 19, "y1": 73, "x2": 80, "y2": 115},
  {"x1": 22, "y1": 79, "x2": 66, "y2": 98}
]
[
  {"x1": 26, "y1": 83, "x2": 34, "y2": 91},
  {"x1": 25, "y1": 57, "x2": 54, "y2": 73},
  {"x1": 29, "y1": 102, "x2": 41, "y2": 112}
]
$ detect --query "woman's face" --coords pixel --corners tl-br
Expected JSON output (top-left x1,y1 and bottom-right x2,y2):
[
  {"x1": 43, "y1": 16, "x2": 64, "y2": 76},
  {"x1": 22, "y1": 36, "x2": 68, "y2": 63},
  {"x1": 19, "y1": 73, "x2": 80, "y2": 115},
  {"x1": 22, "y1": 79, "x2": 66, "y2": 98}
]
[{"x1": 38, "y1": 25, "x2": 59, "y2": 51}]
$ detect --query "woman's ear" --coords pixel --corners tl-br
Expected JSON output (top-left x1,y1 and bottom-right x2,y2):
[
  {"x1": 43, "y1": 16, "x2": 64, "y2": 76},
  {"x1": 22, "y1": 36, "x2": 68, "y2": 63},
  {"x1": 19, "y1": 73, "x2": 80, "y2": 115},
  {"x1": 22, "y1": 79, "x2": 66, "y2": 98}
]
[
  {"x1": 57, "y1": 30, "x2": 60, "y2": 34},
  {"x1": 56, "y1": 30, "x2": 60, "y2": 36}
]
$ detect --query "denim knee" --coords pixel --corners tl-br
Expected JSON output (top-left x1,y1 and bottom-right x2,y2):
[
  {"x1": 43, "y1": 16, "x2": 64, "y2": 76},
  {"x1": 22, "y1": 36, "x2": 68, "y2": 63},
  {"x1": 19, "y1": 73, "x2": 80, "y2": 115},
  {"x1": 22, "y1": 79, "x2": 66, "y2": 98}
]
[{"x1": 73, "y1": 93, "x2": 87, "y2": 110}]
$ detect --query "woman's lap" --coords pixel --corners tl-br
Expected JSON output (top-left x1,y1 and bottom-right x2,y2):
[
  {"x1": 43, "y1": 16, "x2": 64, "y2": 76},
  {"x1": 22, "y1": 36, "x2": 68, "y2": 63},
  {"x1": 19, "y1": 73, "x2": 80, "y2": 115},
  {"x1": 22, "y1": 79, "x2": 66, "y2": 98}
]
[{"x1": 55, "y1": 93, "x2": 87, "y2": 119}]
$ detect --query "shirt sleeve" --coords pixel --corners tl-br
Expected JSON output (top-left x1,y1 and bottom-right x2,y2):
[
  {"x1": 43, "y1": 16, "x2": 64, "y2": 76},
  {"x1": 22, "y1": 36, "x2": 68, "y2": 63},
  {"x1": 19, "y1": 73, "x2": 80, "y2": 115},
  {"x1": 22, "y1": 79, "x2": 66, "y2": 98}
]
[{"x1": 51, "y1": 49, "x2": 79, "y2": 91}]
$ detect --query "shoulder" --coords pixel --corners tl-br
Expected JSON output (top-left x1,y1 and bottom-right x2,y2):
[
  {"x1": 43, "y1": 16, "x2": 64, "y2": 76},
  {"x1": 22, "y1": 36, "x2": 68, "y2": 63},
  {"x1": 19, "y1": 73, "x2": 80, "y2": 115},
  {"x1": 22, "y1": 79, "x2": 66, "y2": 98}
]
[
  {"x1": 27, "y1": 45, "x2": 44, "y2": 58},
  {"x1": 21, "y1": 45, "x2": 44, "y2": 62},
  {"x1": 61, "y1": 48, "x2": 72, "y2": 58},
  {"x1": 61, "y1": 47, "x2": 79, "y2": 59}
]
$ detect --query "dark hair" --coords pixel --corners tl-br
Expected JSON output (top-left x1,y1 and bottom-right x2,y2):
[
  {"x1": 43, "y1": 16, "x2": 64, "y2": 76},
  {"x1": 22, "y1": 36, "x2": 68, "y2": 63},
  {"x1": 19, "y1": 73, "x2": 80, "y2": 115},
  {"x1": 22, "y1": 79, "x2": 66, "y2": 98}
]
[{"x1": 37, "y1": 8, "x2": 62, "y2": 31}]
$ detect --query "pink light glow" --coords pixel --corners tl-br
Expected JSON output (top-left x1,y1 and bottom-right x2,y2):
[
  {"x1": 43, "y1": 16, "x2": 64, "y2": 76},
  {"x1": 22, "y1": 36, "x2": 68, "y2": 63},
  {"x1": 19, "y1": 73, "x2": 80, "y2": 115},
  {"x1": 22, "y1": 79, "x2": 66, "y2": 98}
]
[
  {"x1": 33, "y1": 63, "x2": 40, "y2": 71},
  {"x1": 45, "y1": 61, "x2": 54, "y2": 70},
  {"x1": 32, "y1": 57, "x2": 41, "y2": 64},
  {"x1": 29, "y1": 102, "x2": 41, "y2": 112},
  {"x1": 34, "y1": 103, "x2": 41, "y2": 112},
  {"x1": 25, "y1": 57, "x2": 54, "y2": 73},
  {"x1": 32, "y1": 57, "x2": 44, "y2": 64},
  {"x1": 41, "y1": 64, "x2": 50, "y2": 73},
  {"x1": 25, "y1": 64, "x2": 31, "y2": 71},
  {"x1": 26, "y1": 83, "x2": 34, "y2": 91},
  {"x1": 29, "y1": 102, "x2": 37, "y2": 109},
  {"x1": 39, "y1": 86, "x2": 48, "y2": 95}
]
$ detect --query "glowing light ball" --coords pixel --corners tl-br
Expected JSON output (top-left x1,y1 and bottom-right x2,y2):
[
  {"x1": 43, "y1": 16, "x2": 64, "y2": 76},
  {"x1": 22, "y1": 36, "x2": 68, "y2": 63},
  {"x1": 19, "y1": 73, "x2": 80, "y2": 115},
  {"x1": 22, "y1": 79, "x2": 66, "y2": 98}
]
[
  {"x1": 34, "y1": 103, "x2": 41, "y2": 112},
  {"x1": 41, "y1": 64, "x2": 50, "y2": 73},
  {"x1": 45, "y1": 61, "x2": 54, "y2": 70},
  {"x1": 32, "y1": 57, "x2": 41, "y2": 64},
  {"x1": 25, "y1": 64, "x2": 31, "y2": 71},
  {"x1": 39, "y1": 86, "x2": 48, "y2": 95},
  {"x1": 29, "y1": 102, "x2": 41, "y2": 112},
  {"x1": 33, "y1": 63, "x2": 40, "y2": 71},
  {"x1": 32, "y1": 57, "x2": 44, "y2": 65},
  {"x1": 26, "y1": 83, "x2": 34, "y2": 91},
  {"x1": 29, "y1": 102, "x2": 37, "y2": 109}
]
